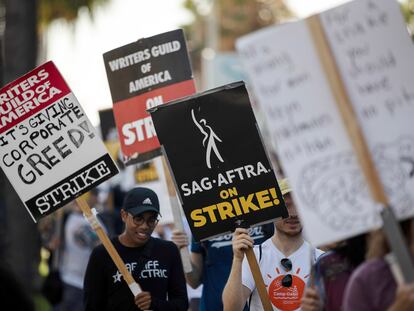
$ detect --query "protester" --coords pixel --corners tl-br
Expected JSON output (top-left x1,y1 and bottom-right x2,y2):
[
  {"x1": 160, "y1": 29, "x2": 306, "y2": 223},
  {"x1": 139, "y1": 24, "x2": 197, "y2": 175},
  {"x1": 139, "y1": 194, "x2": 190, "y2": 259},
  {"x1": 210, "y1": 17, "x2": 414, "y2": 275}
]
[
  {"x1": 171, "y1": 212, "x2": 273, "y2": 311},
  {"x1": 222, "y1": 180, "x2": 323, "y2": 311},
  {"x1": 54, "y1": 192, "x2": 105, "y2": 311},
  {"x1": 172, "y1": 216, "x2": 203, "y2": 311},
  {"x1": 97, "y1": 163, "x2": 136, "y2": 235},
  {"x1": 301, "y1": 233, "x2": 367, "y2": 311},
  {"x1": 343, "y1": 218, "x2": 414, "y2": 311},
  {"x1": 83, "y1": 187, "x2": 188, "y2": 311}
]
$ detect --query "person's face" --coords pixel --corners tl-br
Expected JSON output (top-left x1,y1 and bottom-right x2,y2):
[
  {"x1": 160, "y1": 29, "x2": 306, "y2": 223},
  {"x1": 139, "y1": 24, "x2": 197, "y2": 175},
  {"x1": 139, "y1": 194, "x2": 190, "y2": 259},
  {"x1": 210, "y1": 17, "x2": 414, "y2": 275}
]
[
  {"x1": 275, "y1": 193, "x2": 303, "y2": 237},
  {"x1": 121, "y1": 210, "x2": 159, "y2": 247}
]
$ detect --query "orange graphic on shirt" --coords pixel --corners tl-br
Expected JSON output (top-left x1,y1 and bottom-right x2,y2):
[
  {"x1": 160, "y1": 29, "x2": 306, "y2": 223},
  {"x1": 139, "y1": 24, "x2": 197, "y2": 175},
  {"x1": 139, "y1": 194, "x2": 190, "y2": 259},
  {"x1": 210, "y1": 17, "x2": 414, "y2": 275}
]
[{"x1": 268, "y1": 275, "x2": 306, "y2": 311}]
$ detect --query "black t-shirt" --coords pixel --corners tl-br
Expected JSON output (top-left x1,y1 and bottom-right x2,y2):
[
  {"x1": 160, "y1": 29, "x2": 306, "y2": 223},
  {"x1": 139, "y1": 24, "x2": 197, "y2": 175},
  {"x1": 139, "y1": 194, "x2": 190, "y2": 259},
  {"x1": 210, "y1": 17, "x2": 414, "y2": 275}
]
[{"x1": 83, "y1": 237, "x2": 188, "y2": 311}]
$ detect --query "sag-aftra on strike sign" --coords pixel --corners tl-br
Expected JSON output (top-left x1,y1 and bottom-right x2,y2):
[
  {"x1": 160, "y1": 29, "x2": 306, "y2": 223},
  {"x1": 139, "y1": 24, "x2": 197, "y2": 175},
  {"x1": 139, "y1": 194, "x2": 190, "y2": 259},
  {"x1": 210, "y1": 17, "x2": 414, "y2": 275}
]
[
  {"x1": 150, "y1": 82, "x2": 288, "y2": 241},
  {"x1": 0, "y1": 61, "x2": 118, "y2": 222}
]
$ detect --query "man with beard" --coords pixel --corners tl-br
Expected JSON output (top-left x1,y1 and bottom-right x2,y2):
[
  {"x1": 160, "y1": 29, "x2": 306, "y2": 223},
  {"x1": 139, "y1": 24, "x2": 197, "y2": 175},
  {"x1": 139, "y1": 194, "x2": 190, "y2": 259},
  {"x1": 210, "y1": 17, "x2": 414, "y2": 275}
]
[
  {"x1": 223, "y1": 180, "x2": 323, "y2": 311},
  {"x1": 83, "y1": 187, "x2": 188, "y2": 311}
]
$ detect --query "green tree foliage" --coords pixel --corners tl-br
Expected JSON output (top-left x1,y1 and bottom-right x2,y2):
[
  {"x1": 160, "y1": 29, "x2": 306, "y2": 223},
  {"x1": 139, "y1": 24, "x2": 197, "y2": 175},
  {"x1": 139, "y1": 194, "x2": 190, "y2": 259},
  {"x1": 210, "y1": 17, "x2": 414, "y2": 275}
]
[
  {"x1": 183, "y1": 0, "x2": 293, "y2": 51},
  {"x1": 401, "y1": 0, "x2": 414, "y2": 36},
  {"x1": 39, "y1": 0, "x2": 109, "y2": 29}
]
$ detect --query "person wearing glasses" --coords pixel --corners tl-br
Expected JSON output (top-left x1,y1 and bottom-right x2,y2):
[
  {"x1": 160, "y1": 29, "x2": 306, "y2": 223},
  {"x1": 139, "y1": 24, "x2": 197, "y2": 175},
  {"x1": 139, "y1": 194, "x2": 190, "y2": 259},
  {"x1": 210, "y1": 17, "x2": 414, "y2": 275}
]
[
  {"x1": 222, "y1": 180, "x2": 323, "y2": 311},
  {"x1": 83, "y1": 187, "x2": 188, "y2": 311}
]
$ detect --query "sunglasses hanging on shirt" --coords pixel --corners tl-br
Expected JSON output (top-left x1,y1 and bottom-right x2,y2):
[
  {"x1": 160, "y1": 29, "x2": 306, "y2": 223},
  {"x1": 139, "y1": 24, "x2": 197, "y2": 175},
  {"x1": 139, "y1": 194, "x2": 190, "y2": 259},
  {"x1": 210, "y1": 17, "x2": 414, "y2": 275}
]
[{"x1": 280, "y1": 258, "x2": 293, "y2": 287}]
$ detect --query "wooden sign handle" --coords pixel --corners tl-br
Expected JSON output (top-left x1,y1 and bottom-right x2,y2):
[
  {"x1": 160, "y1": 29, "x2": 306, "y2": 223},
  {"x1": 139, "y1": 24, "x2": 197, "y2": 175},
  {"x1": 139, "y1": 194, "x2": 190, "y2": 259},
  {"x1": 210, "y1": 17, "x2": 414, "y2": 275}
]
[
  {"x1": 245, "y1": 248, "x2": 273, "y2": 311},
  {"x1": 169, "y1": 195, "x2": 193, "y2": 273},
  {"x1": 161, "y1": 157, "x2": 193, "y2": 273},
  {"x1": 76, "y1": 197, "x2": 142, "y2": 296}
]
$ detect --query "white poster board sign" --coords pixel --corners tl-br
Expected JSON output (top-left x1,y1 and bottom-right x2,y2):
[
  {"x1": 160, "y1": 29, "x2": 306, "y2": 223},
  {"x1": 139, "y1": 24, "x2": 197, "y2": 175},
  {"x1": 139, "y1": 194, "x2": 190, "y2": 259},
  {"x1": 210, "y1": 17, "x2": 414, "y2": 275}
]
[
  {"x1": 237, "y1": 0, "x2": 414, "y2": 246},
  {"x1": 0, "y1": 61, "x2": 119, "y2": 222},
  {"x1": 321, "y1": 0, "x2": 414, "y2": 219}
]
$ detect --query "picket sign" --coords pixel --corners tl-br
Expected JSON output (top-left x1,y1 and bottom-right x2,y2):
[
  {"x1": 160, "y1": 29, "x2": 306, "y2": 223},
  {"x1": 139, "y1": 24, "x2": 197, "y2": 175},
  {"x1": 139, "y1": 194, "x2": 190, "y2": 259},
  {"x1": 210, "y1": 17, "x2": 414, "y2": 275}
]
[
  {"x1": 76, "y1": 197, "x2": 143, "y2": 296},
  {"x1": 163, "y1": 153, "x2": 271, "y2": 309},
  {"x1": 150, "y1": 83, "x2": 288, "y2": 310},
  {"x1": 161, "y1": 156, "x2": 193, "y2": 273},
  {"x1": 103, "y1": 29, "x2": 196, "y2": 166},
  {"x1": 0, "y1": 60, "x2": 148, "y2": 303},
  {"x1": 103, "y1": 29, "x2": 197, "y2": 274},
  {"x1": 306, "y1": 14, "x2": 414, "y2": 283}
]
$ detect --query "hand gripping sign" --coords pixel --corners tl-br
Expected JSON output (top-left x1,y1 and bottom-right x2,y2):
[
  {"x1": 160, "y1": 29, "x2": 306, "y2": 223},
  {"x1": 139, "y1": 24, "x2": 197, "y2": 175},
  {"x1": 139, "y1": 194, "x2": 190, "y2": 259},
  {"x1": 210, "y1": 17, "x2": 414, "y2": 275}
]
[{"x1": 0, "y1": 61, "x2": 146, "y2": 298}]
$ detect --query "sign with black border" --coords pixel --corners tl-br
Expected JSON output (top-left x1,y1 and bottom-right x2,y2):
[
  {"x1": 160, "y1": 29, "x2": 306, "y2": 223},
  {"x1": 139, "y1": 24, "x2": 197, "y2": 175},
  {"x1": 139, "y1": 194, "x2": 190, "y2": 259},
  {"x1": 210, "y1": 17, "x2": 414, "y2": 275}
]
[
  {"x1": 103, "y1": 29, "x2": 196, "y2": 165},
  {"x1": 150, "y1": 81, "x2": 288, "y2": 241},
  {"x1": 0, "y1": 61, "x2": 118, "y2": 221}
]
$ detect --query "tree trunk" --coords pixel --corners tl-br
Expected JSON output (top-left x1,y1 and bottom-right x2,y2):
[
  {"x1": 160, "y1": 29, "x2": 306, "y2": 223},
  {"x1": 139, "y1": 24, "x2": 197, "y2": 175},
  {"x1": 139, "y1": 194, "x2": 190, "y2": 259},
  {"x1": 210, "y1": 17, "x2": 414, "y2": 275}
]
[{"x1": 1, "y1": 0, "x2": 41, "y2": 293}]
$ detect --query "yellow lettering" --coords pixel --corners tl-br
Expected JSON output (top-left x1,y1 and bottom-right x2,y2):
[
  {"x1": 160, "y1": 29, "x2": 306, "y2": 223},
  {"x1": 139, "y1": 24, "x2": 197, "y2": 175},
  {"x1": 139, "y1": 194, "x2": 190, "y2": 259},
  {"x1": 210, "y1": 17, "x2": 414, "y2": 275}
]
[
  {"x1": 191, "y1": 209, "x2": 207, "y2": 227},
  {"x1": 256, "y1": 189, "x2": 272, "y2": 209},
  {"x1": 228, "y1": 187, "x2": 238, "y2": 197},
  {"x1": 231, "y1": 198, "x2": 243, "y2": 216},
  {"x1": 217, "y1": 202, "x2": 235, "y2": 220},
  {"x1": 191, "y1": 187, "x2": 282, "y2": 227},
  {"x1": 239, "y1": 194, "x2": 259, "y2": 213},
  {"x1": 202, "y1": 205, "x2": 218, "y2": 223}
]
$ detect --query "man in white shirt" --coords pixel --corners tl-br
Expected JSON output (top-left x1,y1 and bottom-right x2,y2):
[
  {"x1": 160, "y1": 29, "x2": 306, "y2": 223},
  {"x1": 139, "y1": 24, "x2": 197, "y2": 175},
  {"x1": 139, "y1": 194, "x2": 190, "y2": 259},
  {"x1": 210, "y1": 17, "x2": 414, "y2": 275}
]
[{"x1": 223, "y1": 180, "x2": 323, "y2": 311}]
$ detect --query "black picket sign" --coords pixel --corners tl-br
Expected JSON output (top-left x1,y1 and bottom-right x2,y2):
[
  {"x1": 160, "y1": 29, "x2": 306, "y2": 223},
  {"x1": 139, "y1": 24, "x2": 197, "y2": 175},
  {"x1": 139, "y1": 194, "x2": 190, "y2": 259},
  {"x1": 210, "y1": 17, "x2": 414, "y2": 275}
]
[{"x1": 150, "y1": 81, "x2": 288, "y2": 241}]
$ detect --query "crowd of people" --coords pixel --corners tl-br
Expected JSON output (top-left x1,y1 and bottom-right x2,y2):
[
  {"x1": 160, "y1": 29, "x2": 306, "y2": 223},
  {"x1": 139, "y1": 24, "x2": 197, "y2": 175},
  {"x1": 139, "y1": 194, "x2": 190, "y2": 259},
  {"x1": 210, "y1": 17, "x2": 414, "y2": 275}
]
[{"x1": 34, "y1": 177, "x2": 414, "y2": 311}]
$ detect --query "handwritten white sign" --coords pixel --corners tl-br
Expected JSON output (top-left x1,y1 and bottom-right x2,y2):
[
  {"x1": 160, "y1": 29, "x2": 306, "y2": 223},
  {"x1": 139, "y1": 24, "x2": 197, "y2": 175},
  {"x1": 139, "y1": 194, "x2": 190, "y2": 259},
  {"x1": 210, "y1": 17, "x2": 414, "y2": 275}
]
[
  {"x1": 321, "y1": 0, "x2": 414, "y2": 220},
  {"x1": 0, "y1": 62, "x2": 119, "y2": 222},
  {"x1": 237, "y1": 0, "x2": 414, "y2": 246}
]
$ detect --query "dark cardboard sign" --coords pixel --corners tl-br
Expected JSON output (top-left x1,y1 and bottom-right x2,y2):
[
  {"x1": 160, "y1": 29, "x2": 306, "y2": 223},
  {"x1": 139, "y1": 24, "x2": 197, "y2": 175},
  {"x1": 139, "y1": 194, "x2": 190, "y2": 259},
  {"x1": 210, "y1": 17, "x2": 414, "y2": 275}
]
[
  {"x1": 0, "y1": 61, "x2": 119, "y2": 222},
  {"x1": 98, "y1": 108, "x2": 117, "y2": 142},
  {"x1": 150, "y1": 82, "x2": 288, "y2": 241},
  {"x1": 103, "y1": 29, "x2": 196, "y2": 165}
]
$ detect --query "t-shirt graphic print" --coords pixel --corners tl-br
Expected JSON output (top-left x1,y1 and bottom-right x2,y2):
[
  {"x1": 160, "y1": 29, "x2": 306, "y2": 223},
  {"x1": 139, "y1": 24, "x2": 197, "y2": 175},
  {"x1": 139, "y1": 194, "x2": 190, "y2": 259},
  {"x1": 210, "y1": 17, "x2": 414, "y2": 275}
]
[{"x1": 242, "y1": 239, "x2": 323, "y2": 311}]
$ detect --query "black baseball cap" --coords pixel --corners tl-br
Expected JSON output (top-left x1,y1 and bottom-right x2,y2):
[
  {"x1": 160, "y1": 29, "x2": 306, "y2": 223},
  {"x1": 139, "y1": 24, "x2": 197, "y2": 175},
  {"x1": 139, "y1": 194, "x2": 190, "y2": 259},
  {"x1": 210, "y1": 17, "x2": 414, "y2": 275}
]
[{"x1": 123, "y1": 187, "x2": 160, "y2": 216}]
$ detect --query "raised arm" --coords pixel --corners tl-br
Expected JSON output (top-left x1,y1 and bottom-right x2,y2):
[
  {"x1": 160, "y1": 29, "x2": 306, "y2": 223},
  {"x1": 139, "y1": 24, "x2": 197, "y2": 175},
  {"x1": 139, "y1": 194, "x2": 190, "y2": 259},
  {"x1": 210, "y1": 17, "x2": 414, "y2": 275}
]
[
  {"x1": 191, "y1": 109, "x2": 207, "y2": 137},
  {"x1": 222, "y1": 228, "x2": 253, "y2": 311},
  {"x1": 171, "y1": 229, "x2": 203, "y2": 288}
]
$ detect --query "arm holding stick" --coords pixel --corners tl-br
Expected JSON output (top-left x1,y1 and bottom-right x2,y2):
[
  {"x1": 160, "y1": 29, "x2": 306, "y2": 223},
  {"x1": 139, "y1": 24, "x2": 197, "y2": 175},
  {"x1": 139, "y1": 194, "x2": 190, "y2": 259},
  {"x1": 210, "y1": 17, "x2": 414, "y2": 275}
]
[
  {"x1": 171, "y1": 230, "x2": 203, "y2": 288},
  {"x1": 222, "y1": 228, "x2": 253, "y2": 311}
]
